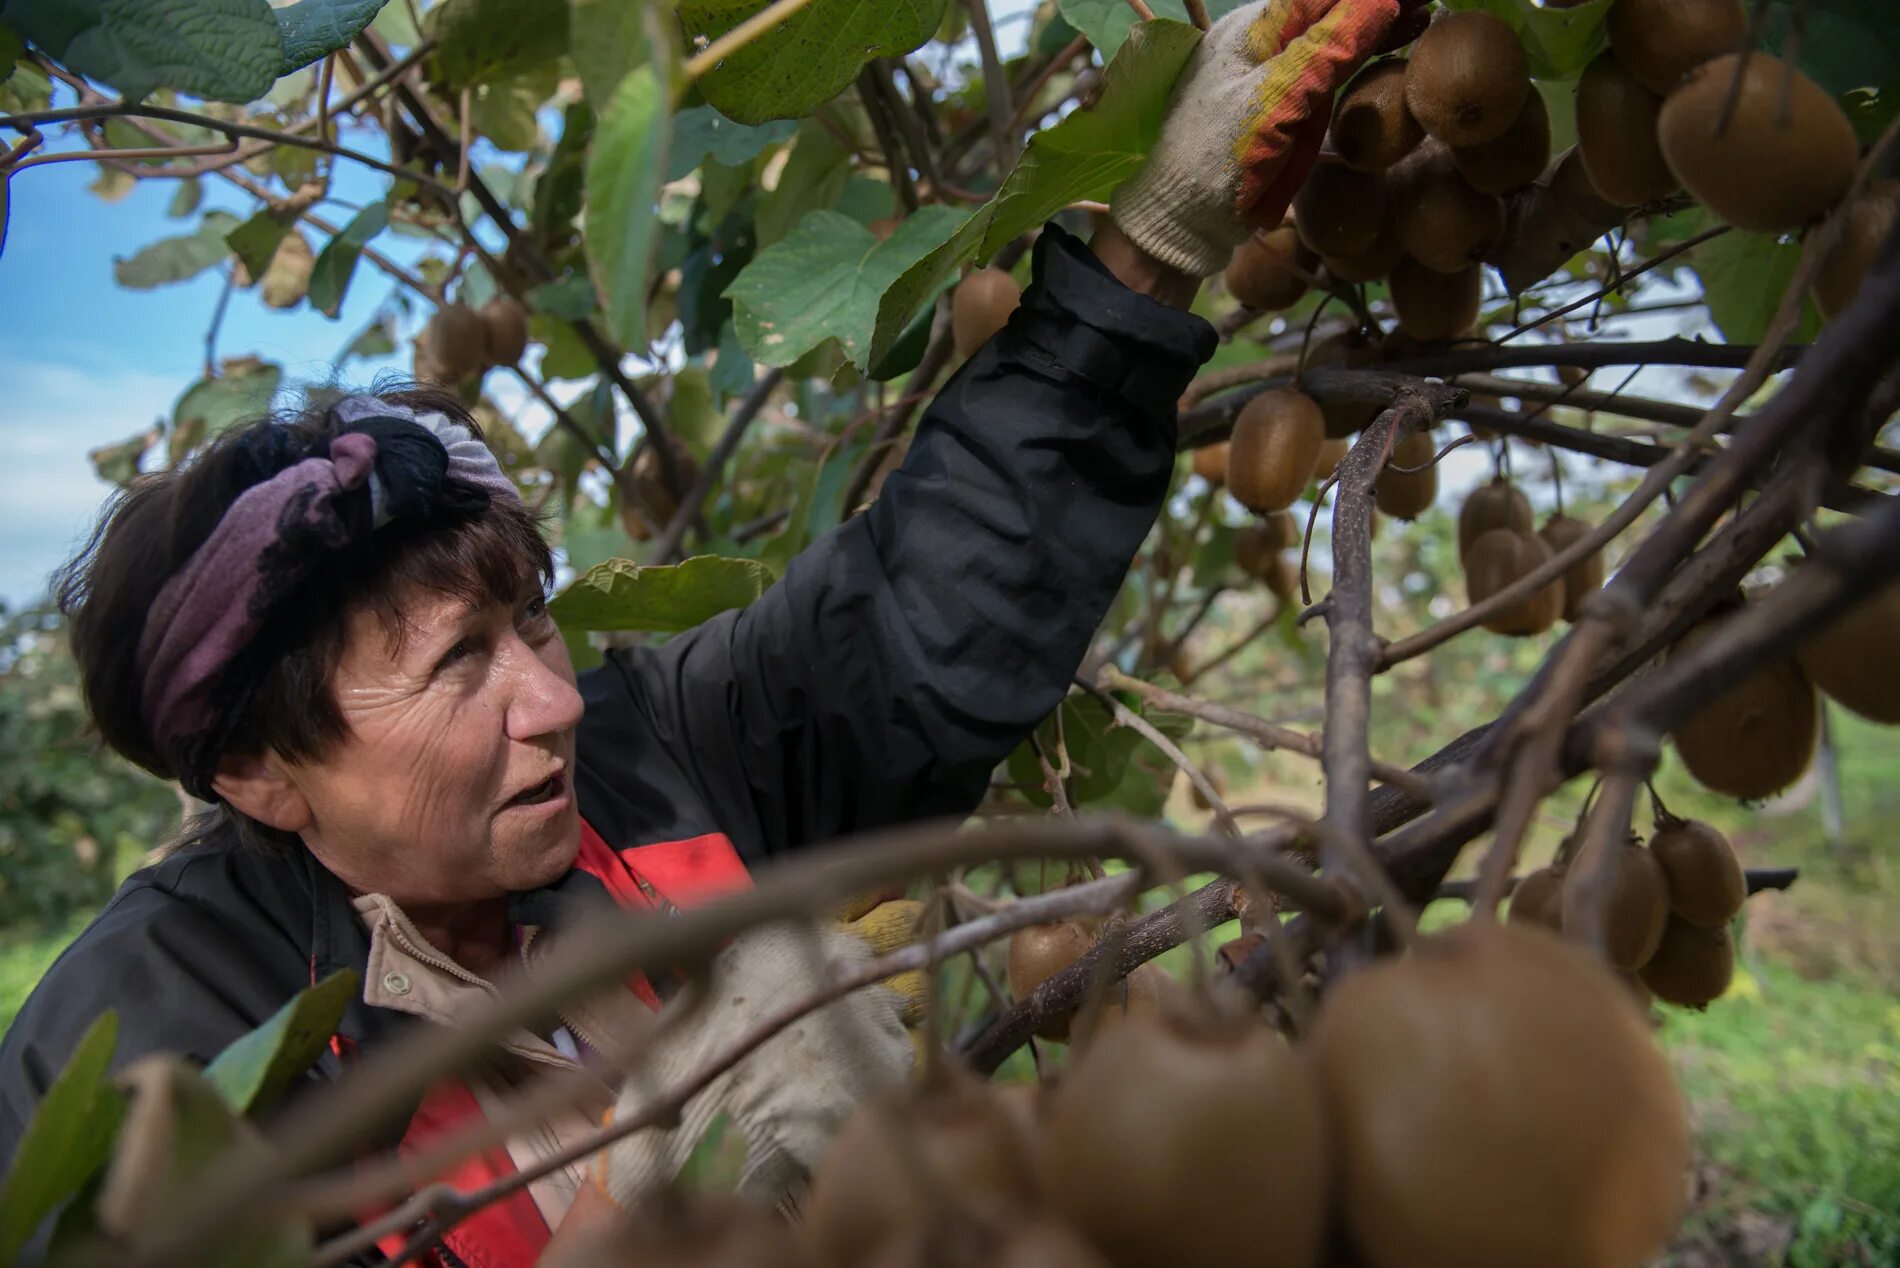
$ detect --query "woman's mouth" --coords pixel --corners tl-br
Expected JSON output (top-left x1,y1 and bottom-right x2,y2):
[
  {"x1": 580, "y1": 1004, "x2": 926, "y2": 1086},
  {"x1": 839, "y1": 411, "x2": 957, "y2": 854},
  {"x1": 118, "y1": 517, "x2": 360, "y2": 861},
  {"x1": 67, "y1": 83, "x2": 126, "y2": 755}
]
[{"x1": 506, "y1": 771, "x2": 567, "y2": 808}]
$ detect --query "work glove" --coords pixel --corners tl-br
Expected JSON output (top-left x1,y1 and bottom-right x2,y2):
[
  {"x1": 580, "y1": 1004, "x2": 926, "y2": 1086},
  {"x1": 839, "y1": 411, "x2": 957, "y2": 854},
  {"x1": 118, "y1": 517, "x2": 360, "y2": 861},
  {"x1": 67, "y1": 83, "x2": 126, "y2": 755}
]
[
  {"x1": 834, "y1": 891, "x2": 930, "y2": 1028},
  {"x1": 1110, "y1": 0, "x2": 1423, "y2": 276},
  {"x1": 594, "y1": 920, "x2": 915, "y2": 1208}
]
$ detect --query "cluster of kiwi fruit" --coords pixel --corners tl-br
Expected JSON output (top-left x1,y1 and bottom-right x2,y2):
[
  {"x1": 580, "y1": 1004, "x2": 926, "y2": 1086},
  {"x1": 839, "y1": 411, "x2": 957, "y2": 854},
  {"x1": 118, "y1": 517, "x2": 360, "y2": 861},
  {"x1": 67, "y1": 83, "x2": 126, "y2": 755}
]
[
  {"x1": 951, "y1": 266, "x2": 1024, "y2": 359},
  {"x1": 413, "y1": 295, "x2": 531, "y2": 384},
  {"x1": 772, "y1": 915, "x2": 1688, "y2": 1268},
  {"x1": 1512, "y1": 813, "x2": 1745, "y2": 1009},
  {"x1": 1456, "y1": 478, "x2": 1604, "y2": 636}
]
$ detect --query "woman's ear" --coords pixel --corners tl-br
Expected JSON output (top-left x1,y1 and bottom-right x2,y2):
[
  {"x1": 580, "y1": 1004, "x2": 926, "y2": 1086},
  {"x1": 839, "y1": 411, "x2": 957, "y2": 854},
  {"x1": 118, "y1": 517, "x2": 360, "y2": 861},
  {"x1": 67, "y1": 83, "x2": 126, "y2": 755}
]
[{"x1": 211, "y1": 753, "x2": 312, "y2": 833}]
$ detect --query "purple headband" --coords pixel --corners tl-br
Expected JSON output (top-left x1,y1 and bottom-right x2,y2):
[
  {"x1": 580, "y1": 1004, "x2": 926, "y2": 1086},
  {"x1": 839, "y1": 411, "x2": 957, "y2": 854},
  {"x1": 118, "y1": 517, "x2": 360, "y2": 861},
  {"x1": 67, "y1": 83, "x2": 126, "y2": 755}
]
[{"x1": 137, "y1": 397, "x2": 519, "y2": 799}]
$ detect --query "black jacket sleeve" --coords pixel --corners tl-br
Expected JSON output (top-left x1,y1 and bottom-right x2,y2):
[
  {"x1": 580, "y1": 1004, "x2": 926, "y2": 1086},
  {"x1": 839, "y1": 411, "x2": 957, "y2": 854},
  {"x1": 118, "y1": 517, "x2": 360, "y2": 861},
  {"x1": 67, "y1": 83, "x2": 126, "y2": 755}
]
[{"x1": 576, "y1": 224, "x2": 1215, "y2": 862}]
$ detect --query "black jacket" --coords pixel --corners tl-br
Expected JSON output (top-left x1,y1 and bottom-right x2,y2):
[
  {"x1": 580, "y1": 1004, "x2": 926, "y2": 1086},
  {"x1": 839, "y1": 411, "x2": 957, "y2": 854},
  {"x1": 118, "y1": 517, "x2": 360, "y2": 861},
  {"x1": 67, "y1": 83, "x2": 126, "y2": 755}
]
[{"x1": 0, "y1": 224, "x2": 1214, "y2": 1166}]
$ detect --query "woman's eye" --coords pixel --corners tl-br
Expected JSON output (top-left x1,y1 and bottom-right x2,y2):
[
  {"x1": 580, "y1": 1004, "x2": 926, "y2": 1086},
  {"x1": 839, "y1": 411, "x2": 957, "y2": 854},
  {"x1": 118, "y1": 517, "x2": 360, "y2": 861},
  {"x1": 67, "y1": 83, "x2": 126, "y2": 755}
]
[{"x1": 437, "y1": 639, "x2": 475, "y2": 670}]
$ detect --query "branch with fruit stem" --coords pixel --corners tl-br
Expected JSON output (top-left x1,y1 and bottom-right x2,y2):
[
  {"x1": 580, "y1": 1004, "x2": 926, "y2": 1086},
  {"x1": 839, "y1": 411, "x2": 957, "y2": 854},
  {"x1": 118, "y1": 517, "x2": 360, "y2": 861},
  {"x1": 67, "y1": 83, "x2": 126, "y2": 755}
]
[
  {"x1": 649, "y1": 368, "x2": 787, "y2": 563},
  {"x1": 962, "y1": 0, "x2": 1016, "y2": 175},
  {"x1": 1495, "y1": 225, "x2": 1730, "y2": 343}
]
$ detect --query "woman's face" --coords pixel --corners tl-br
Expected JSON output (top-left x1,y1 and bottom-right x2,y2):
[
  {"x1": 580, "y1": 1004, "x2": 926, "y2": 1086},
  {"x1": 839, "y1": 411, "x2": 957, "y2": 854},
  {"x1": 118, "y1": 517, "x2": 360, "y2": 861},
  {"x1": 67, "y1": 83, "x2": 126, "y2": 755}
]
[{"x1": 278, "y1": 581, "x2": 585, "y2": 906}]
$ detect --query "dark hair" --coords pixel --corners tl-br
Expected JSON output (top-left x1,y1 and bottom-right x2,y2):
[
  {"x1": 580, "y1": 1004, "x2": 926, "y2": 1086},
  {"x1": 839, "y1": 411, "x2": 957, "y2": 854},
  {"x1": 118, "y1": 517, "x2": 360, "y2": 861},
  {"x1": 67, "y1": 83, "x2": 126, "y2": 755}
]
[{"x1": 54, "y1": 383, "x2": 552, "y2": 853}]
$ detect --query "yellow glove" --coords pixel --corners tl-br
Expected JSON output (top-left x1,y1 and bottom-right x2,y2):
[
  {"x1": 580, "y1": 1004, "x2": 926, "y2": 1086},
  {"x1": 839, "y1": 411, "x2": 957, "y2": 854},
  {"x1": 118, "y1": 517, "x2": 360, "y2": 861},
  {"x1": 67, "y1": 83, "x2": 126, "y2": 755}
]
[{"x1": 835, "y1": 896, "x2": 930, "y2": 1028}]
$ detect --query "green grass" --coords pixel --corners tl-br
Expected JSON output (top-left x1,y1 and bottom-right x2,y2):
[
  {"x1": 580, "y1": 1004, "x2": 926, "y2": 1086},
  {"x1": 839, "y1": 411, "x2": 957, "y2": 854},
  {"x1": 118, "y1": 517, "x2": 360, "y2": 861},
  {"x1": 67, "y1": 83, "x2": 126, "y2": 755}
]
[{"x1": 0, "y1": 914, "x2": 88, "y2": 1034}]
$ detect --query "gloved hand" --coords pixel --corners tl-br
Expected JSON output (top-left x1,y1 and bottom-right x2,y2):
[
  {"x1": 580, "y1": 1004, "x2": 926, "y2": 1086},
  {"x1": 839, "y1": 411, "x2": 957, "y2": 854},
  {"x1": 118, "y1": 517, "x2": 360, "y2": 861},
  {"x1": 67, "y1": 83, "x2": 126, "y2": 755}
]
[
  {"x1": 1110, "y1": 0, "x2": 1417, "y2": 276},
  {"x1": 834, "y1": 891, "x2": 930, "y2": 1028},
  {"x1": 594, "y1": 922, "x2": 914, "y2": 1208}
]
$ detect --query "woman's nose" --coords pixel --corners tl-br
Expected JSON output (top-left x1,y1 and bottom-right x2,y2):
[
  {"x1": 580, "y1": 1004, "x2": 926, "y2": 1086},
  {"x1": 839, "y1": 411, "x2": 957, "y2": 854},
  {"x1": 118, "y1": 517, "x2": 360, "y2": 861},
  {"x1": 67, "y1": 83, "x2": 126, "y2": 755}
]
[{"x1": 505, "y1": 635, "x2": 585, "y2": 741}]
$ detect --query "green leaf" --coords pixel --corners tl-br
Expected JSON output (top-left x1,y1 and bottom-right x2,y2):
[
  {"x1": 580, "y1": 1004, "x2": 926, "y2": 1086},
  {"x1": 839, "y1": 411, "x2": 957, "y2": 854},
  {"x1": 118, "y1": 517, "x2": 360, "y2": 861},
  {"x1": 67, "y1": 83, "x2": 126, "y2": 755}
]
[
  {"x1": 172, "y1": 357, "x2": 282, "y2": 460},
  {"x1": 307, "y1": 199, "x2": 388, "y2": 318},
  {"x1": 585, "y1": 63, "x2": 674, "y2": 349},
  {"x1": 1058, "y1": 0, "x2": 1241, "y2": 58},
  {"x1": 532, "y1": 312, "x2": 595, "y2": 378},
  {"x1": 668, "y1": 105, "x2": 797, "y2": 180},
  {"x1": 676, "y1": 0, "x2": 947, "y2": 124},
  {"x1": 166, "y1": 177, "x2": 203, "y2": 218},
  {"x1": 1005, "y1": 694, "x2": 1193, "y2": 812},
  {"x1": 1762, "y1": 0, "x2": 1900, "y2": 105},
  {"x1": 428, "y1": 0, "x2": 568, "y2": 88},
  {"x1": 551, "y1": 554, "x2": 775, "y2": 634},
  {"x1": 755, "y1": 119, "x2": 853, "y2": 248},
  {"x1": 869, "y1": 19, "x2": 1200, "y2": 366},
  {"x1": 709, "y1": 319, "x2": 755, "y2": 402},
  {"x1": 675, "y1": 1112, "x2": 748, "y2": 1191},
  {"x1": 340, "y1": 314, "x2": 396, "y2": 361},
  {"x1": 1439, "y1": 0, "x2": 1613, "y2": 81},
  {"x1": 468, "y1": 77, "x2": 546, "y2": 151},
  {"x1": 226, "y1": 208, "x2": 294, "y2": 280},
  {"x1": 272, "y1": 0, "x2": 387, "y2": 74},
  {"x1": 4, "y1": 0, "x2": 283, "y2": 103},
  {"x1": 204, "y1": 970, "x2": 358, "y2": 1115},
  {"x1": 728, "y1": 204, "x2": 969, "y2": 370},
  {"x1": 89, "y1": 428, "x2": 155, "y2": 485},
  {"x1": 526, "y1": 274, "x2": 599, "y2": 320},
  {"x1": 570, "y1": 0, "x2": 648, "y2": 107},
  {"x1": 669, "y1": 365, "x2": 720, "y2": 449},
  {"x1": 111, "y1": 211, "x2": 240, "y2": 289},
  {"x1": 1684, "y1": 222, "x2": 1825, "y2": 347},
  {"x1": 0, "y1": 1013, "x2": 124, "y2": 1264},
  {"x1": 0, "y1": 21, "x2": 21, "y2": 76}
]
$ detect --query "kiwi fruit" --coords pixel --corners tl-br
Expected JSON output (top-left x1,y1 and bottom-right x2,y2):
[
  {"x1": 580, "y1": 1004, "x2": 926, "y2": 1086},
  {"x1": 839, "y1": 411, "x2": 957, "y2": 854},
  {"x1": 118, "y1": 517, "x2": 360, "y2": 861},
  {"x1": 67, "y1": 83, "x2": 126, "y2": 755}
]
[
  {"x1": 1191, "y1": 442, "x2": 1229, "y2": 486},
  {"x1": 1404, "y1": 11, "x2": 1532, "y2": 148},
  {"x1": 1319, "y1": 197, "x2": 1405, "y2": 283},
  {"x1": 621, "y1": 439, "x2": 702, "y2": 541},
  {"x1": 952, "y1": 267, "x2": 1022, "y2": 358},
  {"x1": 1374, "y1": 430, "x2": 1438, "y2": 521},
  {"x1": 1389, "y1": 257, "x2": 1482, "y2": 341},
  {"x1": 1225, "y1": 225, "x2": 1313, "y2": 311},
  {"x1": 1305, "y1": 331, "x2": 1387, "y2": 437},
  {"x1": 1795, "y1": 577, "x2": 1900, "y2": 722},
  {"x1": 1639, "y1": 916, "x2": 1735, "y2": 1008},
  {"x1": 1668, "y1": 616, "x2": 1820, "y2": 799},
  {"x1": 1332, "y1": 60, "x2": 1424, "y2": 173},
  {"x1": 480, "y1": 296, "x2": 530, "y2": 365},
  {"x1": 1649, "y1": 818, "x2": 1746, "y2": 928},
  {"x1": 1608, "y1": 0, "x2": 1747, "y2": 96},
  {"x1": 1815, "y1": 180, "x2": 1900, "y2": 318},
  {"x1": 259, "y1": 230, "x2": 314, "y2": 310},
  {"x1": 1464, "y1": 528, "x2": 1563, "y2": 636},
  {"x1": 1259, "y1": 508, "x2": 1300, "y2": 551},
  {"x1": 428, "y1": 302, "x2": 490, "y2": 380},
  {"x1": 1561, "y1": 839, "x2": 1669, "y2": 970},
  {"x1": 1398, "y1": 149, "x2": 1506, "y2": 272},
  {"x1": 1458, "y1": 478, "x2": 1534, "y2": 562},
  {"x1": 1315, "y1": 436, "x2": 1350, "y2": 480},
  {"x1": 1550, "y1": 146, "x2": 1624, "y2": 230},
  {"x1": 1310, "y1": 921, "x2": 1689, "y2": 1268},
  {"x1": 1294, "y1": 162, "x2": 1388, "y2": 258},
  {"x1": 1041, "y1": 1013, "x2": 1327, "y2": 1268},
  {"x1": 1509, "y1": 864, "x2": 1566, "y2": 932},
  {"x1": 805, "y1": 1075, "x2": 1039, "y2": 1268},
  {"x1": 1007, "y1": 921, "x2": 1096, "y2": 1042},
  {"x1": 1068, "y1": 962, "x2": 1175, "y2": 1049},
  {"x1": 867, "y1": 1220, "x2": 1111, "y2": 1268},
  {"x1": 1451, "y1": 89, "x2": 1551, "y2": 196},
  {"x1": 1227, "y1": 388, "x2": 1326, "y2": 513},
  {"x1": 1658, "y1": 54, "x2": 1861, "y2": 233},
  {"x1": 1537, "y1": 513, "x2": 1605, "y2": 623},
  {"x1": 566, "y1": 1195, "x2": 813, "y2": 1268},
  {"x1": 1575, "y1": 56, "x2": 1678, "y2": 207},
  {"x1": 1233, "y1": 524, "x2": 1279, "y2": 582}
]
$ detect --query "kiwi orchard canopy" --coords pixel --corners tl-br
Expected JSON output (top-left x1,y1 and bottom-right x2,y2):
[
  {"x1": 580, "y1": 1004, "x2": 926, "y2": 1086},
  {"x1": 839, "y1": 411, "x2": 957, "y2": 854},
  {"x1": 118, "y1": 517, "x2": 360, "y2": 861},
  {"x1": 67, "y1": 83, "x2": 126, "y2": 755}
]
[{"x1": 0, "y1": 0, "x2": 1898, "y2": 1263}]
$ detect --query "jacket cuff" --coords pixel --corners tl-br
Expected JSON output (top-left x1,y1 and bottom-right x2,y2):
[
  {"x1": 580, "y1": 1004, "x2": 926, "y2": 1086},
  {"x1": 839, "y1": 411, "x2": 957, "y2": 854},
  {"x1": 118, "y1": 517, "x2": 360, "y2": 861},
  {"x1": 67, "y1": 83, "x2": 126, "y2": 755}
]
[{"x1": 1004, "y1": 222, "x2": 1217, "y2": 421}]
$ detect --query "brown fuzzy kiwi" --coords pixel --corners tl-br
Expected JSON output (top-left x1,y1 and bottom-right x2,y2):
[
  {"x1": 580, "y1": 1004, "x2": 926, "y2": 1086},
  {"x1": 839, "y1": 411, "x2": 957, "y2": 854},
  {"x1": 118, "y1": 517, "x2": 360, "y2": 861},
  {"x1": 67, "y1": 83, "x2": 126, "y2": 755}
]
[
  {"x1": 1319, "y1": 185, "x2": 1405, "y2": 284},
  {"x1": 1310, "y1": 921, "x2": 1689, "y2": 1268},
  {"x1": 1608, "y1": 0, "x2": 1747, "y2": 96},
  {"x1": 1550, "y1": 146, "x2": 1624, "y2": 230},
  {"x1": 1658, "y1": 54, "x2": 1860, "y2": 233},
  {"x1": 1795, "y1": 575, "x2": 1900, "y2": 723},
  {"x1": 1451, "y1": 88, "x2": 1551, "y2": 196},
  {"x1": 1260, "y1": 508, "x2": 1300, "y2": 551},
  {"x1": 1465, "y1": 528, "x2": 1563, "y2": 636},
  {"x1": 1191, "y1": 443, "x2": 1229, "y2": 486},
  {"x1": 1458, "y1": 478, "x2": 1534, "y2": 562},
  {"x1": 1398, "y1": 150, "x2": 1506, "y2": 272},
  {"x1": 1008, "y1": 920, "x2": 1096, "y2": 1043},
  {"x1": 581, "y1": 1195, "x2": 815, "y2": 1268},
  {"x1": 1225, "y1": 225, "x2": 1313, "y2": 311},
  {"x1": 1537, "y1": 513, "x2": 1605, "y2": 623},
  {"x1": 1561, "y1": 839, "x2": 1670, "y2": 970},
  {"x1": 1389, "y1": 257, "x2": 1482, "y2": 341},
  {"x1": 867, "y1": 1220, "x2": 1111, "y2": 1268},
  {"x1": 428, "y1": 302, "x2": 490, "y2": 380},
  {"x1": 621, "y1": 440, "x2": 702, "y2": 541},
  {"x1": 1305, "y1": 331, "x2": 1386, "y2": 437},
  {"x1": 1233, "y1": 524, "x2": 1280, "y2": 583},
  {"x1": 952, "y1": 267, "x2": 1022, "y2": 358},
  {"x1": 1639, "y1": 917, "x2": 1734, "y2": 1008},
  {"x1": 1331, "y1": 59, "x2": 1424, "y2": 173},
  {"x1": 1649, "y1": 818, "x2": 1746, "y2": 928},
  {"x1": 1041, "y1": 1013, "x2": 1327, "y2": 1268},
  {"x1": 1294, "y1": 162, "x2": 1388, "y2": 258},
  {"x1": 1668, "y1": 615, "x2": 1819, "y2": 800},
  {"x1": 1314, "y1": 436, "x2": 1350, "y2": 480},
  {"x1": 1374, "y1": 430, "x2": 1438, "y2": 521},
  {"x1": 479, "y1": 296, "x2": 529, "y2": 365},
  {"x1": 806, "y1": 1075, "x2": 1042, "y2": 1268},
  {"x1": 1814, "y1": 180, "x2": 1900, "y2": 319},
  {"x1": 1068, "y1": 962, "x2": 1176, "y2": 1049},
  {"x1": 1228, "y1": 389, "x2": 1325, "y2": 513},
  {"x1": 1404, "y1": 11, "x2": 1532, "y2": 148},
  {"x1": 1575, "y1": 56, "x2": 1678, "y2": 207},
  {"x1": 1509, "y1": 864, "x2": 1566, "y2": 932}
]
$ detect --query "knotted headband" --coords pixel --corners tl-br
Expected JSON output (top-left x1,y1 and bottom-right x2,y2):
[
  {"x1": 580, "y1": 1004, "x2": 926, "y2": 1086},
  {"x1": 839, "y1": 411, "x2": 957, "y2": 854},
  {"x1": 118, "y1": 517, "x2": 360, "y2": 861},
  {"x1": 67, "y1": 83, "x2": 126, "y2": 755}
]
[{"x1": 137, "y1": 397, "x2": 520, "y2": 799}]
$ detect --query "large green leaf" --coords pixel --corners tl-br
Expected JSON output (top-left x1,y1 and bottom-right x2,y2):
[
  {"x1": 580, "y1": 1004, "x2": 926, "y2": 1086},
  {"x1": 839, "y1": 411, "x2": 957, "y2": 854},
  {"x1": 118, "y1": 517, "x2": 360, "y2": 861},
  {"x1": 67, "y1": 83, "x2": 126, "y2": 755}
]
[
  {"x1": 1058, "y1": 0, "x2": 1242, "y2": 58},
  {"x1": 1684, "y1": 222, "x2": 1825, "y2": 347},
  {"x1": 585, "y1": 63, "x2": 674, "y2": 349},
  {"x1": 668, "y1": 106, "x2": 797, "y2": 181},
  {"x1": 428, "y1": 0, "x2": 567, "y2": 88},
  {"x1": 0, "y1": 1013, "x2": 124, "y2": 1264},
  {"x1": 307, "y1": 199, "x2": 388, "y2": 318},
  {"x1": 570, "y1": 0, "x2": 648, "y2": 107},
  {"x1": 550, "y1": 554, "x2": 775, "y2": 634},
  {"x1": 755, "y1": 119, "x2": 854, "y2": 248},
  {"x1": 225, "y1": 208, "x2": 294, "y2": 280},
  {"x1": 1005, "y1": 693, "x2": 1193, "y2": 814},
  {"x1": 676, "y1": 0, "x2": 946, "y2": 124},
  {"x1": 112, "y1": 211, "x2": 240, "y2": 289},
  {"x1": 172, "y1": 357, "x2": 282, "y2": 459},
  {"x1": 1762, "y1": 0, "x2": 1900, "y2": 144},
  {"x1": 1440, "y1": 0, "x2": 1612, "y2": 81},
  {"x1": 204, "y1": 970, "x2": 358, "y2": 1115},
  {"x1": 728, "y1": 204, "x2": 969, "y2": 370},
  {"x1": 273, "y1": 0, "x2": 387, "y2": 74},
  {"x1": 2, "y1": 0, "x2": 282, "y2": 103},
  {"x1": 868, "y1": 19, "x2": 1200, "y2": 367}
]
